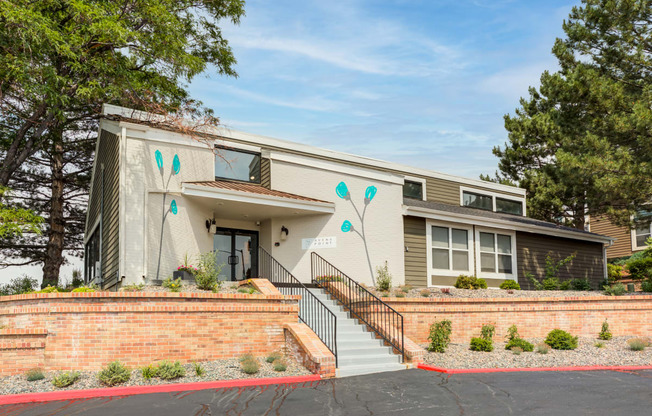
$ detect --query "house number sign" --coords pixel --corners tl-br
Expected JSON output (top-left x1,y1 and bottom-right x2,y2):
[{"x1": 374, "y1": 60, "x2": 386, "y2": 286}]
[{"x1": 302, "y1": 237, "x2": 337, "y2": 250}]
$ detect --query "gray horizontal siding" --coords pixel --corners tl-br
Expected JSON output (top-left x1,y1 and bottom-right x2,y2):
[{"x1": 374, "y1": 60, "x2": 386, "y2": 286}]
[{"x1": 404, "y1": 216, "x2": 427, "y2": 287}]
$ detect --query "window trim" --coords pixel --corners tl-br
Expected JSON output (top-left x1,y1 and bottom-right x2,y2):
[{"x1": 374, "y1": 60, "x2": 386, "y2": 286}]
[
  {"x1": 426, "y1": 220, "x2": 474, "y2": 283},
  {"x1": 460, "y1": 186, "x2": 526, "y2": 216},
  {"x1": 403, "y1": 176, "x2": 426, "y2": 201},
  {"x1": 84, "y1": 217, "x2": 102, "y2": 284},
  {"x1": 474, "y1": 227, "x2": 518, "y2": 280},
  {"x1": 631, "y1": 216, "x2": 652, "y2": 251},
  {"x1": 214, "y1": 145, "x2": 262, "y2": 184}
]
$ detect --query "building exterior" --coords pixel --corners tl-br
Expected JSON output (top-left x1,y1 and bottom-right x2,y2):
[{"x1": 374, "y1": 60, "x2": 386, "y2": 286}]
[
  {"x1": 589, "y1": 214, "x2": 651, "y2": 260},
  {"x1": 84, "y1": 105, "x2": 613, "y2": 290}
]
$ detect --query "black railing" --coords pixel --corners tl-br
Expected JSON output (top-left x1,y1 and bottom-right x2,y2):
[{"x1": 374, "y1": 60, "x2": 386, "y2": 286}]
[
  {"x1": 311, "y1": 252, "x2": 404, "y2": 363},
  {"x1": 258, "y1": 247, "x2": 338, "y2": 366}
]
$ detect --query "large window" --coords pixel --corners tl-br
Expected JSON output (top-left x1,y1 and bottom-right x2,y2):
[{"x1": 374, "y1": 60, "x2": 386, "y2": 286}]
[
  {"x1": 633, "y1": 212, "x2": 652, "y2": 249},
  {"x1": 462, "y1": 191, "x2": 492, "y2": 211},
  {"x1": 84, "y1": 226, "x2": 101, "y2": 283},
  {"x1": 215, "y1": 146, "x2": 261, "y2": 183},
  {"x1": 476, "y1": 230, "x2": 515, "y2": 277},
  {"x1": 496, "y1": 197, "x2": 523, "y2": 215},
  {"x1": 429, "y1": 224, "x2": 472, "y2": 274},
  {"x1": 461, "y1": 187, "x2": 525, "y2": 216},
  {"x1": 403, "y1": 180, "x2": 423, "y2": 200}
]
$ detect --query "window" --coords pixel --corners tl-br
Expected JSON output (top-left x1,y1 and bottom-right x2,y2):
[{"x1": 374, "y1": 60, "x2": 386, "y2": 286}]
[
  {"x1": 496, "y1": 197, "x2": 523, "y2": 215},
  {"x1": 84, "y1": 226, "x2": 101, "y2": 283},
  {"x1": 462, "y1": 191, "x2": 492, "y2": 211},
  {"x1": 476, "y1": 230, "x2": 515, "y2": 277},
  {"x1": 215, "y1": 147, "x2": 261, "y2": 183},
  {"x1": 403, "y1": 180, "x2": 423, "y2": 200},
  {"x1": 429, "y1": 224, "x2": 472, "y2": 274},
  {"x1": 633, "y1": 212, "x2": 652, "y2": 249}
]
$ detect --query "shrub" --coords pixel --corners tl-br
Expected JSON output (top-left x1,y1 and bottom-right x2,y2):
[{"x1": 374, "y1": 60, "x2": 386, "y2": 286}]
[
  {"x1": 607, "y1": 263, "x2": 623, "y2": 283},
  {"x1": 542, "y1": 277, "x2": 560, "y2": 290},
  {"x1": 193, "y1": 362, "x2": 205, "y2": 377},
  {"x1": 627, "y1": 258, "x2": 652, "y2": 281},
  {"x1": 535, "y1": 342, "x2": 551, "y2": 354},
  {"x1": 26, "y1": 368, "x2": 45, "y2": 382},
  {"x1": 239, "y1": 353, "x2": 255, "y2": 363},
  {"x1": 375, "y1": 261, "x2": 392, "y2": 291},
  {"x1": 499, "y1": 280, "x2": 520, "y2": 290},
  {"x1": 454, "y1": 275, "x2": 477, "y2": 289},
  {"x1": 141, "y1": 365, "x2": 158, "y2": 380},
  {"x1": 0, "y1": 275, "x2": 38, "y2": 296},
  {"x1": 594, "y1": 342, "x2": 605, "y2": 348},
  {"x1": 98, "y1": 361, "x2": 130, "y2": 386},
  {"x1": 512, "y1": 347, "x2": 523, "y2": 355},
  {"x1": 266, "y1": 351, "x2": 282, "y2": 363},
  {"x1": 598, "y1": 320, "x2": 612, "y2": 340},
  {"x1": 420, "y1": 289, "x2": 430, "y2": 297},
  {"x1": 475, "y1": 278, "x2": 487, "y2": 289},
  {"x1": 273, "y1": 358, "x2": 288, "y2": 372},
  {"x1": 570, "y1": 278, "x2": 592, "y2": 291},
  {"x1": 526, "y1": 272, "x2": 543, "y2": 290},
  {"x1": 642, "y1": 278, "x2": 652, "y2": 293},
  {"x1": 163, "y1": 277, "x2": 182, "y2": 292},
  {"x1": 52, "y1": 371, "x2": 80, "y2": 388},
  {"x1": 627, "y1": 338, "x2": 650, "y2": 351},
  {"x1": 603, "y1": 283, "x2": 627, "y2": 296},
  {"x1": 545, "y1": 329, "x2": 578, "y2": 350},
  {"x1": 122, "y1": 283, "x2": 144, "y2": 292},
  {"x1": 401, "y1": 285, "x2": 412, "y2": 293},
  {"x1": 470, "y1": 337, "x2": 493, "y2": 352},
  {"x1": 241, "y1": 357, "x2": 259, "y2": 374},
  {"x1": 506, "y1": 325, "x2": 519, "y2": 342},
  {"x1": 195, "y1": 251, "x2": 223, "y2": 291},
  {"x1": 480, "y1": 324, "x2": 495, "y2": 341},
  {"x1": 505, "y1": 338, "x2": 534, "y2": 352},
  {"x1": 36, "y1": 285, "x2": 59, "y2": 293},
  {"x1": 156, "y1": 361, "x2": 185, "y2": 380},
  {"x1": 559, "y1": 280, "x2": 571, "y2": 290},
  {"x1": 427, "y1": 320, "x2": 452, "y2": 353},
  {"x1": 395, "y1": 292, "x2": 405, "y2": 298},
  {"x1": 72, "y1": 286, "x2": 96, "y2": 293}
]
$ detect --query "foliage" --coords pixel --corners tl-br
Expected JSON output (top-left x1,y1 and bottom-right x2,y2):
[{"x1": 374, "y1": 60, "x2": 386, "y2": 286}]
[
  {"x1": 607, "y1": 264, "x2": 623, "y2": 283},
  {"x1": 0, "y1": 187, "x2": 43, "y2": 238},
  {"x1": 273, "y1": 358, "x2": 288, "y2": 372},
  {"x1": 52, "y1": 371, "x2": 80, "y2": 388},
  {"x1": 559, "y1": 280, "x2": 571, "y2": 291},
  {"x1": 427, "y1": 320, "x2": 452, "y2": 353},
  {"x1": 420, "y1": 289, "x2": 431, "y2": 297},
  {"x1": 535, "y1": 343, "x2": 551, "y2": 354},
  {"x1": 454, "y1": 275, "x2": 485, "y2": 290},
  {"x1": 239, "y1": 354, "x2": 255, "y2": 363},
  {"x1": 240, "y1": 355, "x2": 259, "y2": 374},
  {"x1": 26, "y1": 368, "x2": 45, "y2": 382},
  {"x1": 506, "y1": 325, "x2": 520, "y2": 342},
  {"x1": 141, "y1": 365, "x2": 158, "y2": 380},
  {"x1": 35, "y1": 285, "x2": 59, "y2": 293},
  {"x1": 401, "y1": 285, "x2": 412, "y2": 293},
  {"x1": 375, "y1": 261, "x2": 392, "y2": 291},
  {"x1": 71, "y1": 286, "x2": 95, "y2": 293},
  {"x1": 480, "y1": 324, "x2": 495, "y2": 341},
  {"x1": 193, "y1": 362, "x2": 205, "y2": 377},
  {"x1": 570, "y1": 278, "x2": 592, "y2": 291},
  {"x1": 195, "y1": 251, "x2": 224, "y2": 291},
  {"x1": 626, "y1": 258, "x2": 652, "y2": 281},
  {"x1": 485, "y1": 1, "x2": 652, "y2": 229},
  {"x1": 545, "y1": 329, "x2": 578, "y2": 350},
  {"x1": 627, "y1": 338, "x2": 650, "y2": 351},
  {"x1": 499, "y1": 280, "x2": 521, "y2": 290},
  {"x1": 598, "y1": 320, "x2": 612, "y2": 340},
  {"x1": 395, "y1": 292, "x2": 405, "y2": 298},
  {"x1": 98, "y1": 361, "x2": 130, "y2": 386},
  {"x1": 542, "y1": 277, "x2": 560, "y2": 291},
  {"x1": 511, "y1": 346, "x2": 523, "y2": 355},
  {"x1": 163, "y1": 277, "x2": 183, "y2": 292},
  {"x1": 71, "y1": 269, "x2": 83, "y2": 288},
  {"x1": 475, "y1": 278, "x2": 487, "y2": 289},
  {"x1": 0, "y1": 275, "x2": 38, "y2": 296},
  {"x1": 178, "y1": 253, "x2": 199, "y2": 274},
  {"x1": 505, "y1": 338, "x2": 534, "y2": 352},
  {"x1": 317, "y1": 275, "x2": 343, "y2": 283},
  {"x1": 469, "y1": 337, "x2": 493, "y2": 352},
  {"x1": 642, "y1": 278, "x2": 652, "y2": 293},
  {"x1": 121, "y1": 284, "x2": 145, "y2": 292},
  {"x1": 237, "y1": 286, "x2": 257, "y2": 294},
  {"x1": 156, "y1": 361, "x2": 186, "y2": 380},
  {"x1": 603, "y1": 283, "x2": 627, "y2": 296},
  {"x1": 266, "y1": 351, "x2": 282, "y2": 363},
  {"x1": 594, "y1": 341, "x2": 605, "y2": 348}
]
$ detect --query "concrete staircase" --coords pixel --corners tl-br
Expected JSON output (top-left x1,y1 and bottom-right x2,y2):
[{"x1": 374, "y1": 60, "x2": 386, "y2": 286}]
[{"x1": 308, "y1": 288, "x2": 406, "y2": 377}]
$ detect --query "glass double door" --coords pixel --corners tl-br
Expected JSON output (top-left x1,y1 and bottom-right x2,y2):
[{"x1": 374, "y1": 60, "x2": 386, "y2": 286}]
[{"x1": 214, "y1": 228, "x2": 258, "y2": 281}]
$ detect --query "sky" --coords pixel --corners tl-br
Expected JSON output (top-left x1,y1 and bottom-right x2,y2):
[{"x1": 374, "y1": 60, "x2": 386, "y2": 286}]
[{"x1": 0, "y1": 0, "x2": 577, "y2": 285}]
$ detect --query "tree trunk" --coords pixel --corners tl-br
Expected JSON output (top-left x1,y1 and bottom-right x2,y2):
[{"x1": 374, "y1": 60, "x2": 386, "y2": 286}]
[{"x1": 41, "y1": 137, "x2": 65, "y2": 288}]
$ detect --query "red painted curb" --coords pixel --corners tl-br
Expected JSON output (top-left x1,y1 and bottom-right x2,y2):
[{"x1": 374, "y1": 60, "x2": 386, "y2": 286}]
[
  {"x1": 0, "y1": 374, "x2": 322, "y2": 405},
  {"x1": 417, "y1": 363, "x2": 652, "y2": 375}
]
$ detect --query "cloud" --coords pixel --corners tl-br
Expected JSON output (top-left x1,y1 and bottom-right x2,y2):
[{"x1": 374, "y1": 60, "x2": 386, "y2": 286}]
[{"x1": 221, "y1": 85, "x2": 344, "y2": 113}]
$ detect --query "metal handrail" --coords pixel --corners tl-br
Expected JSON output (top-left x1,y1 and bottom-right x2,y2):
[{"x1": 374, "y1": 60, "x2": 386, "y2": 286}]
[
  {"x1": 311, "y1": 252, "x2": 404, "y2": 363},
  {"x1": 258, "y1": 247, "x2": 338, "y2": 366}
]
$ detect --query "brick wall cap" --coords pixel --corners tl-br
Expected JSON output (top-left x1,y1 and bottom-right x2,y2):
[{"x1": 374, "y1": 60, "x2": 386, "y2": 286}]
[
  {"x1": 0, "y1": 292, "x2": 300, "y2": 302},
  {"x1": 379, "y1": 294, "x2": 652, "y2": 304},
  {"x1": 0, "y1": 328, "x2": 48, "y2": 336}
]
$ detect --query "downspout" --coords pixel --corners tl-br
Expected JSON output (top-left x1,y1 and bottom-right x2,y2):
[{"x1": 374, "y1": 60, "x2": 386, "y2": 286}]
[
  {"x1": 98, "y1": 164, "x2": 105, "y2": 289},
  {"x1": 603, "y1": 239, "x2": 614, "y2": 285}
]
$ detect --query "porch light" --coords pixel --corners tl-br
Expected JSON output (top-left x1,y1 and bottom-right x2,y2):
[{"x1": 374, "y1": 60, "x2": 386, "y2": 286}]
[
  {"x1": 206, "y1": 213, "x2": 216, "y2": 233},
  {"x1": 280, "y1": 225, "x2": 289, "y2": 241}
]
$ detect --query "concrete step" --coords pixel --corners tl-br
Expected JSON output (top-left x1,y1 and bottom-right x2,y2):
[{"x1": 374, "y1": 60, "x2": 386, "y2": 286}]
[
  {"x1": 337, "y1": 363, "x2": 407, "y2": 378},
  {"x1": 337, "y1": 354, "x2": 401, "y2": 367}
]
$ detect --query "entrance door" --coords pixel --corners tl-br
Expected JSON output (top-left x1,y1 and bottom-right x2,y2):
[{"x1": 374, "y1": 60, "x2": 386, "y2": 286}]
[{"x1": 214, "y1": 228, "x2": 258, "y2": 281}]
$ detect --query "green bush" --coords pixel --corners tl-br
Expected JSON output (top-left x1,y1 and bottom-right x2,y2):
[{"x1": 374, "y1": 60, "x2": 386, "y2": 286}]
[
  {"x1": 594, "y1": 341, "x2": 605, "y2": 348},
  {"x1": 535, "y1": 342, "x2": 551, "y2": 354},
  {"x1": 499, "y1": 280, "x2": 520, "y2": 290},
  {"x1": 375, "y1": 261, "x2": 392, "y2": 291},
  {"x1": 98, "y1": 361, "x2": 130, "y2": 386},
  {"x1": 0, "y1": 275, "x2": 38, "y2": 296},
  {"x1": 36, "y1": 285, "x2": 59, "y2": 293},
  {"x1": 570, "y1": 278, "x2": 591, "y2": 291},
  {"x1": 469, "y1": 337, "x2": 493, "y2": 352},
  {"x1": 598, "y1": 319, "x2": 612, "y2": 340},
  {"x1": 163, "y1": 277, "x2": 182, "y2": 292},
  {"x1": 141, "y1": 365, "x2": 158, "y2": 380},
  {"x1": 559, "y1": 280, "x2": 571, "y2": 290},
  {"x1": 627, "y1": 258, "x2": 652, "y2": 281},
  {"x1": 52, "y1": 371, "x2": 80, "y2": 388},
  {"x1": 542, "y1": 277, "x2": 560, "y2": 290},
  {"x1": 545, "y1": 329, "x2": 578, "y2": 350},
  {"x1": 475, "y1": 278, "x2": 487, "y2": 289},
  {"x1": 273, "y1": 358, "x2": 288, "y2": 372},
  {"x1": 239, "y1": 353, "x2": 255, "y2": 363},
  {"x1": 241, "y1": 357, "x2": 259, "y2": 374},
  {"x1": 511, "y1": 346, "x2": 523, "y2": 355},
  {"x1": 156, "y1": 361, "x2": 185, "y2": 380},
  {"x1": 26, "y1": 368, "x2": 45, "y2": 382},
  {"x1": 642, "y1": 278, "x2": 652, "y2": 293},
  {"x1": 427, "y1": 320, "x2": 452, "y2": 353},
  {"x1": 454, "y1": 275, "x2": 477, "y2": 289},
  {"x1": 401, "y1": 285, "x2": 412, "y2": 293},
  {"x1": 195, "y1": 251, "x2": 223, "y2": 291},
  {"x1": 480, "y1": 324, "x2": 495, "y2": 341},
  {"x1": 627, "y1": 338, "x2": 649, "y2": 351},
  {"x1": 266, "y1": 351, "x2": 282, "y2": 363},
  {"x1": 505, "y1": 338, "x2": 534, "y2": 352},
  {"x1": 420, "y1": 289, "x2": 431, "y2": 297},
  {"x1": 607, "y1": 263, "x2": 623, "y2": 283},
  {"x1": 72, "y1": 286, "x2": 96, "y2": 293},
  {"x1": 506, "y1": 325, "x2": 519, "y2": 342},
  {"x1": 603, "y1": 282, "x2": 627, "y2": 296},
  {"x1": 122, "y1": 283, "x2": 145, "y2": 292},
  {"x1": 193, "y1": 362, "x2": 205, "y2": 377}
]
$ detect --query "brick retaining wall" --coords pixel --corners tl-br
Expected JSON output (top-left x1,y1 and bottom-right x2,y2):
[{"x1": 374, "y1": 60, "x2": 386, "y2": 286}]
[{"x1": 0, "y1": 292, "x2": 299, "y2": 376}]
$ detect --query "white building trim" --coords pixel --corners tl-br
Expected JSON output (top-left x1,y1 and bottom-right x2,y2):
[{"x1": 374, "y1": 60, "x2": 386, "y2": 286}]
[
  {"x1": 460, "y1": 185, "x2": 526, "y2": 216},
  {"x1": 474, "y1": 226, "x2": 518, "y2": 281},
  {"x1": 425, "y1": 220, "x2": 474, "y2": 286}
]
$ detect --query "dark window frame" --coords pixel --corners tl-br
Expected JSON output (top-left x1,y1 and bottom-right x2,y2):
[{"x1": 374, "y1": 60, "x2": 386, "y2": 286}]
[
  {"x1": 84, "y1": 223, "x2": 101, "y2": 283},
  {"x1": 403, "y1": 180, "x2": 424, "y2": 200},
  {"x1": 462, "y1": 190, "x2": 493, "y2": 211},
  {"x1": 495, "y1": 197, "x2": 524, "y2": 216},
  {"x1": 214, "y1": 145, "x2": 262, "y2": 184}
]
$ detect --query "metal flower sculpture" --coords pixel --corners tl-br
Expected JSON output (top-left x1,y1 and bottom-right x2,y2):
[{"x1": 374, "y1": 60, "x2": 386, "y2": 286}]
[
  {"x1": 337, "y1": 181, "x2": 377, "y2": 285},
  {"x1": 155, "y1": 150, "x2": 180, "y2": 281}
]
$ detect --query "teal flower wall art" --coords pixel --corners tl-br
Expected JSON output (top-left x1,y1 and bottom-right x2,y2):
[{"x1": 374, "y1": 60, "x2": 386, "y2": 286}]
[
  {"x1": 154, "y1": 150, "x2": 181, "y2": 281},
  {"x1": 336, "y1": 182, "x2": 378, "y2": 285}
]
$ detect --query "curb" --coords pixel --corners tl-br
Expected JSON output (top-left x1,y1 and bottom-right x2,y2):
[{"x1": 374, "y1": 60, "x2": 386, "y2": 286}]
[
  {"x1": 0, "y1": 374, "x2": 322, "y2": 405},
  {"x1": 417, "y1": 363, "x2": 652, "y2": 375}
]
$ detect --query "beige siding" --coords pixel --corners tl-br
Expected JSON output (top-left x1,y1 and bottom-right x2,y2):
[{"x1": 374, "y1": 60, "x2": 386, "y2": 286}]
[
  {"x1": 516, "y1": 231, "x2": 604, "y2": 290},
  {"x1": 403, "y1": 216, "x2": 427, "y2": 287},
  {"x1": 591, "y1": 215, "x2": 634, "y2": 259},
  {"x1": 261, "y1": 157, "x2": 271, "y2": 189},
  {"x1": 85, "y1": 129, "x2": 120, "y2": 289}
]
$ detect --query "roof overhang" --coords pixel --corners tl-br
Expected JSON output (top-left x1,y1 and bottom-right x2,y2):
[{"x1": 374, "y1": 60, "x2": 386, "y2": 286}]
[{"x1": 404, "y1": 205, "x2": 614, "y2": 245}]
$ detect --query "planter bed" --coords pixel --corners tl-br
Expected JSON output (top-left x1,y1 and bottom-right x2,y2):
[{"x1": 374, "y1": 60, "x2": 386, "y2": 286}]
[
  {"x1": 135, "y1": 282, "x2": 251, "y2": 294},
  {"x1": 0, "y1": 357, "x2": 309, "y2": 396},
  {"x1": 373, "y1": 287, "x2": 648, "y2": 299},
  {"x1": 421, "y1": 337, "x2": 652, "y2": 370}
]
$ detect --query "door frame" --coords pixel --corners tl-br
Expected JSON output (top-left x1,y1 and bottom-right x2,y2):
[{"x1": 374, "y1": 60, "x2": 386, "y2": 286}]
[{"x1": 214, "y1": 227, "x2": 259, "y2": 281}]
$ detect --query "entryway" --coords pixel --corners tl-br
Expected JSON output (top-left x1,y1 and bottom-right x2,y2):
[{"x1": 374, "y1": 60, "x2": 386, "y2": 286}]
[{"x1": 214, "y1": 228, "x2": 258, "y2": 281}]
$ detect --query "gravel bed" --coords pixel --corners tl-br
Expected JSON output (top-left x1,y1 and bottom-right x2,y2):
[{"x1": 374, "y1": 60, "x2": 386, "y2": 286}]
[
  {"x1": 0, "y1": 356, "x2": 310, "y2": 396},
  {"x1": 371, "y1": 287, "x2": 647, "y2": 299},
  {"x1": 134, "y1": 282, "x2": 247, "y2": 295},
  {"x1": 422, "y1": 337, "x2": 652, "y2": 369}
]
